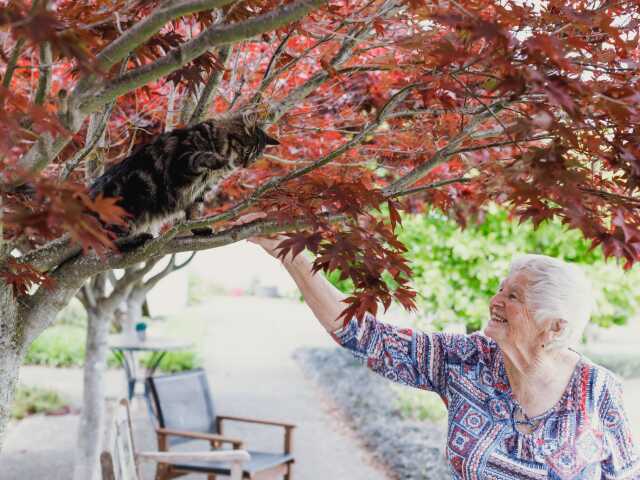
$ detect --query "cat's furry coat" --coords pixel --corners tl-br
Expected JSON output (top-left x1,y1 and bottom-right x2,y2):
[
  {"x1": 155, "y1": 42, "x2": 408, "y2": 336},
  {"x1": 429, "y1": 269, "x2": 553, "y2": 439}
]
[{"x1": 89, "y1": 113, "x2": 278, "y2": 236}]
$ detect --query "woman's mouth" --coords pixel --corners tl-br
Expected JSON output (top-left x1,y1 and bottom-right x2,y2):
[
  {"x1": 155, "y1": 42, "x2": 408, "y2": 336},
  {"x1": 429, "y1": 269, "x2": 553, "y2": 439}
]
[{"x1": 491, "y1": 313, "x2": 507, "y2": 323}]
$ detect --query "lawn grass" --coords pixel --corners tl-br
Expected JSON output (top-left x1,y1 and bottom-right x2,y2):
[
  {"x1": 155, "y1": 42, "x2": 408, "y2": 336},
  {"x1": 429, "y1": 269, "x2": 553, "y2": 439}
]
[{"x1": 11, "y1": 386, "x2": 69, "y2": 420}]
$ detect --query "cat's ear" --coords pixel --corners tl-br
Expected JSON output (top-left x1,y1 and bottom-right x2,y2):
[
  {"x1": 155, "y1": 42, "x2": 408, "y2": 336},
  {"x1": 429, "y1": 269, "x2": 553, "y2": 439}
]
[
  {"x1": 241, "y1": 111, "x2": 260, "y2": 130},
  {"x1": 264, "y1": 132, "x2": 280, "y2": 146}
]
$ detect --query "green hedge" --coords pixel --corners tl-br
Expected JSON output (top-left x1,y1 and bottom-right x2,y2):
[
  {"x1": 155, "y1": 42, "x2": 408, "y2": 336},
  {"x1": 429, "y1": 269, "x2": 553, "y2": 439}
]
[{"x1": 398, "y1": 207, "x2": 640, "y2": 331}]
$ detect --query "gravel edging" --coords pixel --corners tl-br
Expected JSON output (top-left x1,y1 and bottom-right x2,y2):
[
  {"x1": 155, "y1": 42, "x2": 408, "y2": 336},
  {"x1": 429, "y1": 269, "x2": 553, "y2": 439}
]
[{"x1": 294, "y1": 347, "x2": 450, "y2": 480}]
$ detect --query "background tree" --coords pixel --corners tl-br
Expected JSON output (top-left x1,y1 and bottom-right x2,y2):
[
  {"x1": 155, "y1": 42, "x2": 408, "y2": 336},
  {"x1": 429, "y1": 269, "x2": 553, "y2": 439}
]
[
  {"x1": 1, "y1": 0, "x2": 639, "y2": 454},
  {"x1": 72, "y1": 252, "x2": 194, "y2": 480}
]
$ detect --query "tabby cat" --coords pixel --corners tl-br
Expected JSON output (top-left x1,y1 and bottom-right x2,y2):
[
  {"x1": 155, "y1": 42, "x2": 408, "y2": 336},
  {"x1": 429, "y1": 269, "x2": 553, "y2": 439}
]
[{"x1": 89, "y1": 112, "x2": 279, "y2": 239}]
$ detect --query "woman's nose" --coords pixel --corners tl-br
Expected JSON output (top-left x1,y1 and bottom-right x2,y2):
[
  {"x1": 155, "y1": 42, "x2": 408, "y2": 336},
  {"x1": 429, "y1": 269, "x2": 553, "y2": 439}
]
[{"x1": 490, "y1": 294, "x2": 503, "y2": 308}]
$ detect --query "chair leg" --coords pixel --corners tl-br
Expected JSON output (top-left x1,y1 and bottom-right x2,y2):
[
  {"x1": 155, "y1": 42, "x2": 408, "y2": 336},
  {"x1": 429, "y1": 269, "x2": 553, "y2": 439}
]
[
  {"x1": 155, "y1": 463, "x2": 168, "y2": 480},
  {"x1": 207, "y1": 475, "x2": 217, "y2": 480},
  {"x1": 284, "y1": 462, "x2": 293, "y2": 480}
]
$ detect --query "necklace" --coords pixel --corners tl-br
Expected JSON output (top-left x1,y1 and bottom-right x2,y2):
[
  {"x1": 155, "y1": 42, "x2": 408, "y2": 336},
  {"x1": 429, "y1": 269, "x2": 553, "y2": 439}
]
[{"x1": 512, "y1": 403, "x2": 551, "y2": 434}]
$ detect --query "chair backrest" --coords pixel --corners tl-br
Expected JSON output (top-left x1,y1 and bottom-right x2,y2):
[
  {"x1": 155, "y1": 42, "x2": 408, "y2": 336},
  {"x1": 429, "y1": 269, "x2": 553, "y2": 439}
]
[
  {"x1": 146, "y1": 369, "x2": 217, "y2": 446},
  {"x1": 101, "y1": 399, "x2": 140, "y2": 480}
]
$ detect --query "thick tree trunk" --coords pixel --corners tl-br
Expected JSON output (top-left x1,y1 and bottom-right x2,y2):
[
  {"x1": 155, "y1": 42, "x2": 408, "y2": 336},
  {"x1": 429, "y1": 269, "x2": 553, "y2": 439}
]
[
  {"x1": 112, "y1": 304, "x2": 127, "y2": 333},
  {"x1": 0, "y1": 344, "x2": 23, "y2": 451},
  {"x1": 0, "y1": 280, "x2": 23, "y2": 450},
  {"x1": 73, "y1": 308, "x2": 111, "y2": 480}
]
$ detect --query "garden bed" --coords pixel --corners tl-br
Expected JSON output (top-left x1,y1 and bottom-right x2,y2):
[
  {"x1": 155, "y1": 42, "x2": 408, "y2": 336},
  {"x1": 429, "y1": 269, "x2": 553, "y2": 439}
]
[{"x1": 294, "y1": 347, "x2": 450, "y2": 480}]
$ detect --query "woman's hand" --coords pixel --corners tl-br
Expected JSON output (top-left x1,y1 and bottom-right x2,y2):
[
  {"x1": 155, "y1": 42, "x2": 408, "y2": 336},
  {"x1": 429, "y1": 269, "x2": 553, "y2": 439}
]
[
  {"x1": 248, "y1": 235, "x2": 287, "y2": 260},
  {"x1": 234, "y1": 212, "x2": 287, "y2": 260}
]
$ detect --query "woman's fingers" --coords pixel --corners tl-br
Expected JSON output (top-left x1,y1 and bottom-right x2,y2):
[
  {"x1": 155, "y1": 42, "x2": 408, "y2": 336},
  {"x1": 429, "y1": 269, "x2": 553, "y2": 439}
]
[
  {"x1": 232, "y1": 212, "x2": 290, "y2": 258},
  {"x1": 234, "y1": 211, "x2": 267, "y2": 225},
  {"x1": 249, "y1": 235, "x2": 286, "y2": 257}
]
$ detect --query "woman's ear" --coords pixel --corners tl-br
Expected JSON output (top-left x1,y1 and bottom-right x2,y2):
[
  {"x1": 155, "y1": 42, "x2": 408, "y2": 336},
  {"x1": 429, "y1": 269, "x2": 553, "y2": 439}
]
[{"x1": 542, "y1": 318, "x2": 568, "y2": 347}]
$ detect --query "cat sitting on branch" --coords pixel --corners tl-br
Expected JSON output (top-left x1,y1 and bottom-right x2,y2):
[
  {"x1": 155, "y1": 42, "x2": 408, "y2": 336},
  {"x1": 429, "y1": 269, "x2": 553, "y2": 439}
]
[{"x1": 88, "y1": 110, "x2": 279, "y2": 248}]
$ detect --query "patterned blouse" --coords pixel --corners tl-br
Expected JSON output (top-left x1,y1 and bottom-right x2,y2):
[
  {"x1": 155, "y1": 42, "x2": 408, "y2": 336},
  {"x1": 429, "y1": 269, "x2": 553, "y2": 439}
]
[{"x1": 332, "y1": 314, "x2": 640, "y2": 479}]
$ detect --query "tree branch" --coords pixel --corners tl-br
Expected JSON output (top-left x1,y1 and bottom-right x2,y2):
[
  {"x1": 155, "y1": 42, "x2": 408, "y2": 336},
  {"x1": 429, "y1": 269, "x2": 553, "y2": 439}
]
[
  {"x1": 579, "y1": 187, "x2": 640, "y2": 209},
  {"x1": 188, "y1": 45, "x2": 231, "y2": 125},
  {"x1": 388, "y1": 177, "x2": 473, "y2": 199},
  {"x1": 160, "y1": 214, "x2": 346, "y2": 256},
  {"x1": 448, "y1": 135, "x2": 552, "y2": 155},
  {"x1": 173, "y1": 251, "x2": 197, "y2": 270},
  {"x1": 141, "y1": 251, "x2": 195, "y2": 293},
  {"x1": 114, "y1": 256, "x2": 161, "y2": 292},
  {"x1": 98, "y1": 257, "x2": 161, "y2": 313},
  {"x1": 258, "y1": 0, "x2": 398, "y2": 113},
  {"x1": 21, "y1": 265, "x2": 89, "y2": 343},
  {"x1": 266, "y1": 25, "x2": 374, "y2": 123},
  {"x1": 78, "y1": 0, "x2": 329, "y2": 114},
  {"x1": 1, "y1": 38, "x2": 26, "y2": 92},
  {"x1": 1, "y1": 0, "x2": 41, "y2": 96},
  {"x1": 34, "y1": 43, "x2": 52, "y2": 106},
  {"x1": 92, "y1": 0, "x2": 238, "y2": 72},
  {"x1": 383, "y1": 99, "x2": 512, "y2": 197},
  {"x1": 246, "y1": 23, "x2": 343, "y2": 107}
]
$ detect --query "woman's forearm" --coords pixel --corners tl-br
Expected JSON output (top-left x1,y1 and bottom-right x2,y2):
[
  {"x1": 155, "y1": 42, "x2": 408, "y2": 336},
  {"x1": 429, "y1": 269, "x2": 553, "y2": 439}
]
[{"x1": 281, "y1": 253, "x2": 346, "y2": 333}]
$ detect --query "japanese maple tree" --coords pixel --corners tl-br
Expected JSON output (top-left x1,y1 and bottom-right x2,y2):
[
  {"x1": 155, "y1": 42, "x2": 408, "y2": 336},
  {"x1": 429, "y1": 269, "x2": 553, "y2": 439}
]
[{"x1": 0, "y1": 0, "x2": 638, "y2": 457}]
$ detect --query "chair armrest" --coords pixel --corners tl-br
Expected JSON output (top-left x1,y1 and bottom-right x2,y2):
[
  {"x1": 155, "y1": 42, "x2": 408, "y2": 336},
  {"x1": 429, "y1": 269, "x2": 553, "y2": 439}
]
[
  {"x1": 156, "y1": 428, "x2": 244, "y2": 448},
  {"x1": 137, "y1": 450, "x2": 251, "y2": 464},
  {"x1": 138, "y1": 450, "x2": 250, "y2": 480},
  {"x1": 217, "y1": 415, "x2": 296, "y2": 429}
]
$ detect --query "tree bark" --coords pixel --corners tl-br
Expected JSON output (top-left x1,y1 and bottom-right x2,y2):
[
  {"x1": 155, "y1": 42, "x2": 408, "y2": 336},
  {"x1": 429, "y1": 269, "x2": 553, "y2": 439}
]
[
  {"x1": 73, "y1": 307, "x2": 111, "y2": 480},
  {"x1": 0, "y1": 280, "x2": 24, "y2": 450},
  {"x1": 125, "y1": 289, "x2": 145, "y2": 338}
]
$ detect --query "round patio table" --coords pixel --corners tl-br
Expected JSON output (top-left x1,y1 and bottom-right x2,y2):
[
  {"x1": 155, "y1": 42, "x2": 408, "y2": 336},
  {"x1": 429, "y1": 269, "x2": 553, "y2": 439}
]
[{"x1": 109, "y1": 335, "x2": 193, "y2": 400}]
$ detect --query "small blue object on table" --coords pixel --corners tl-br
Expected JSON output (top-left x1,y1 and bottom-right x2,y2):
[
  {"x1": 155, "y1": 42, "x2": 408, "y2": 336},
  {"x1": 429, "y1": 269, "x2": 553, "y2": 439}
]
[{"x1": 109, "y1": 335, "x2": 193, "y2": 401}]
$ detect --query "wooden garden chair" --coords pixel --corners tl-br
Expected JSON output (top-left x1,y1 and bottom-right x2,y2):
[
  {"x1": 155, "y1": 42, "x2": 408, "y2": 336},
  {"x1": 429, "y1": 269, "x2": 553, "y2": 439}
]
[
  {"x1": 145, "y1": 369, "x2": 295, "y2": 480},
  {"x1": 101, "y1": 399, "x2": 250, "y2": 480}
]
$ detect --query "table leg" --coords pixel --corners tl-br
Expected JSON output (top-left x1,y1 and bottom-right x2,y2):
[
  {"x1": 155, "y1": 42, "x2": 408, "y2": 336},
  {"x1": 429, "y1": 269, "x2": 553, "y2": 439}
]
[{"x1": 146, "y1": 351, "x2": 167, "y2": 378}]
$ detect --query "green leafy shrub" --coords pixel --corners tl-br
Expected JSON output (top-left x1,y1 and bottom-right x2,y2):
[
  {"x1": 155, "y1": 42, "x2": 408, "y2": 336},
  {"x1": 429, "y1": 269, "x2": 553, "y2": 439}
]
[
  {"x1": 397, "y1": 207, "x2": 640, "y2": 332},
  {"x1": 140, "y1": 350, "x2": 201, "y2": 373},
  {"x1": 25, "y1": 325, "x2": 86, "y2": 367},
  {"x1": 25, "y1": 324, "x2": 119, "y2": 367},
  {"x1": 11, "y1": 386, "x2": 69, "y2": 420}
]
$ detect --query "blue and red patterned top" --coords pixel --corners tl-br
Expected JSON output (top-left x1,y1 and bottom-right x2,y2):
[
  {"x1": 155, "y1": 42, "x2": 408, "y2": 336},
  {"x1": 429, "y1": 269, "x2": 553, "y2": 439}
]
[{"x1": 332, "y1": 314, "x2": 640, "y2": 479}]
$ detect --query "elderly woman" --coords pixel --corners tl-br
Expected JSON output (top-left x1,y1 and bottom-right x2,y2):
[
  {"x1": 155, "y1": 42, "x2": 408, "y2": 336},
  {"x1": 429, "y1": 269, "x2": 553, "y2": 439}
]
[{"x1": 251, "y1": 234, "x2": 639, "y2": 479}]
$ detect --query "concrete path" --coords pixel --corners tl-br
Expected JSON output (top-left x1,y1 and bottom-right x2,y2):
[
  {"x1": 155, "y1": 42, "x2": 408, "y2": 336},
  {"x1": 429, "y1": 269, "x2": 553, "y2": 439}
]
[{"x1": 1, "y1": 296, "x2": 392, "y2": 480}]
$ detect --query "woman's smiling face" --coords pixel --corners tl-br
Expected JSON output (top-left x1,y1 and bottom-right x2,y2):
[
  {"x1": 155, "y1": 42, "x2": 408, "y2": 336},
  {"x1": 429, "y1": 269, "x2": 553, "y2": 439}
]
[{"x1": 485, "y1": 271, "x2": 544, "y2": 349}]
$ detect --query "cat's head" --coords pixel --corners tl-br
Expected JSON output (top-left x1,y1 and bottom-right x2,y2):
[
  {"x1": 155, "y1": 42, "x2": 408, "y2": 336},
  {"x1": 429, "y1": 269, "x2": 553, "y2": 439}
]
[{"x1": 235, "y1": 111, "x2": 280, "y2": 167}]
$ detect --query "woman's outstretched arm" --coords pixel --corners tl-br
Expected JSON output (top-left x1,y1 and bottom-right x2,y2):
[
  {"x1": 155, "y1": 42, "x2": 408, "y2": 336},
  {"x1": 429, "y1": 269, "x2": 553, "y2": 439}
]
[{"x1": 249, "y1": 235, "x2": 345, "y2": 332}]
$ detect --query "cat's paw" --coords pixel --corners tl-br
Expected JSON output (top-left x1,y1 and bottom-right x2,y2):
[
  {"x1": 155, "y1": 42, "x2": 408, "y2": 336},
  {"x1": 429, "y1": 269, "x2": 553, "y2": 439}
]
[
  {"x1": 116, "y1": 233, "x2": 153, "y2": 252},
  {"x1": 191, "y1": 227, "x2": 212, "y2": 236}
]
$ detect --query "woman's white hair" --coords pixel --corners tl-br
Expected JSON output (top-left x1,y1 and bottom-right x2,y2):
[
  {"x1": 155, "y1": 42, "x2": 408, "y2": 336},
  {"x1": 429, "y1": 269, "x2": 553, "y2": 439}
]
[{"x1": 509, "y1": 254, "x2": 594, "y2": 349}]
